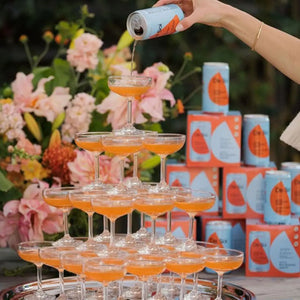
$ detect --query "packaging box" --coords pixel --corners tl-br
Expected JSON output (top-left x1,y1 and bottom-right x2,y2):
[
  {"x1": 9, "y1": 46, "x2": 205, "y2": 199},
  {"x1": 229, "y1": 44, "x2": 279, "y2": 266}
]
[
  {"x1": 186, "y1": 111, "x2": 242, "y2": 167},
  {"x1": 144, "y1": 214, "x2": 197, "y2": 240},
  {"x1": 223, "y1": 163, "x2": 277, "y2": 219},
  {"x1": 200, "y1": 216, "x2": 246, "y2": 253},
  {"x1": 166, "y1": 162, "x2": 219, "y2": 215},
  {"x1": 246, "y1": 218, "x2": 300, "y2": 277}
]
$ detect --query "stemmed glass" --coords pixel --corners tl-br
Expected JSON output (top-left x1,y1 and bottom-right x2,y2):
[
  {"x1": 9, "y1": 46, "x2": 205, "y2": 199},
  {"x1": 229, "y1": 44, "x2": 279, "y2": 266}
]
[
  {"x1": 143, "y1": 133, "x2": 186, "y2": 191},
  {"x1": 134, "y1": 192, "x2": 175, "y2": 246},
  {"x1": 17, "y1": 241, "x2": 55, "y2": 300},
  {"x1": 205, "y1": 248, "x2": 244, "y2": 300},
  {"x1": 42, "y1": 186, "x2": 82, "y2": 247},
  {"x1": 174, "y1": 188, "x2": 216, "y2": 244},
  {"x1": 91, "y1": 189, "x2": 134, "y2": 247},
  {"x1": 83, "y1": 251, "x2": 128, "y2": 300},
  {"x1": 107, "y1": 75, "x2": 152, "y2": 134}
]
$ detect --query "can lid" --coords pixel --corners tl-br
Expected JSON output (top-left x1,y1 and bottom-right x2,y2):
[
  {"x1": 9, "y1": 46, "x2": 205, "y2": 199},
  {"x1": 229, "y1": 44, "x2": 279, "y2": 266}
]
[
  {"x1": 281, "y1": 162, "x2": 300, "y2": 169},
  {"x1": 203, "y1": 62, "x2": 229, "y2": 67},
  {"x1": 265, "y1": 170, "x2": 291, "y2": 178},
  {"x1": 126, "y1": 12, "x2": 147, "y2": 40},
  {"x1": 244, "y1": 114, "x2": 269, "y2": 120},
  {"x1": 206, "y1": 220, "x2": 232, "y2": 227}
]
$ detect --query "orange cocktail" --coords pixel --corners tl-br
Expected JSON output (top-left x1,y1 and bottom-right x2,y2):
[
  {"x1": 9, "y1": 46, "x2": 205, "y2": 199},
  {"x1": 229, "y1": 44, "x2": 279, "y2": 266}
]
[
  {"x1": 127, "y1": 259, "x2": 166, "y2": 280},
  {"x1": 18, "y1": 248, "x2": 40, "y2": 265},
  {"x1": 108, "y1": 85, "x2": 151, "y2": 99},
  {"x1": 175, "y1": 197, "x2": 215, "y2": 215},
  {"x1": 75, "y1": 139, "x2": 104, "y2": 152},
  {"x1": 143, "y1": 140, "x2": 185, "y2": 156}
]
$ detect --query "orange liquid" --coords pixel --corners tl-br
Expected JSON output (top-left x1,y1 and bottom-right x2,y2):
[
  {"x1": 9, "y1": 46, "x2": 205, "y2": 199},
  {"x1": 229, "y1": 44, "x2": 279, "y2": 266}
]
[
  {"x1": 84, "y1": 269, "x2": 125, "y2": 285},
  {"x1": 71, "y1": 199, "x2": 93, "y2": 213},
  {"x1": 144, "y1": 141, "x2": 184, "y2": 155},
  {"x1": 175, "y1": 198, "x2": 215, "y2": 214},
  {"x1": 75, "y1": 140, "x2": 103, "y2": 152},
  {"x1": 43, "y1": 196, "x2": 72, "y2": 208},
  {"x1": 63, "y1": 262, "x2": 82, "y2": 275},
  {"x1": 108, "y1": 85, "x2": 151, "y2": 98},
  {"x1": 93, "y1": 205, "x2": 133, "y2": 221},
  {"x1": 104, "y1": 144, "x2": 143, "y2": 156},
  {"x1": 205, "y1": 256, "x2": 243, "y2": 272},
  {"x1": 134, "y1": 202, "x2": 174, "y2": 218},
  {"x1": 127, "y1": 263, "x2": 165, "y2": 278},
  {"x1": 42, "y1": 257, "x2": 60, "y2": 269},
  {"x1": 18, "y1": 249, "x2": 40, "y2": 264},
  {"x1": 166, "y1": 260, "x2": 205, "y2": 276},
  {"x1": 79, "y1": 250, "x2": 98, "y2": 258}
]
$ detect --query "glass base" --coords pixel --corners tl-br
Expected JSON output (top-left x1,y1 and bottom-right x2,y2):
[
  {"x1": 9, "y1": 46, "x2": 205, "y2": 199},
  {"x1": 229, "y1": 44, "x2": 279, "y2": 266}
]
[
  {"x1": 52, "y1": 235, "x2": 83, "y2": 247},
  {"x1": 132, "y1": 227, "x2": 151, "y2": 241},
  {"x1": 124, "y1": 176, "x2": 142, "y2": 189},
  {"x1": 157, "y1": 231, "x2": 177, "y2": 245},
  {"x1": 93, "y1": 229, "x2": 111, "y2": 243},
  {"x1": 24, "y1": 291, "x2": 56, "y2": 300}
]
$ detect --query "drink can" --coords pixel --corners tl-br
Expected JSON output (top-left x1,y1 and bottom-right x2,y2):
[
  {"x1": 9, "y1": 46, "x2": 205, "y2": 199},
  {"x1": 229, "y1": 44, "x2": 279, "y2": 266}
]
[
  {"x1": 205, "y1": 221, "x2": 232, "y2": 248},
  {"x1": 248, "y1": 231, "x2": 270, "y2": 272},
  {"x1": 264, "y1": 170, "x2": 291, "y2": 224},
  {"x1": 225, "y1": 173, "x2": 247, "y2": 214},
  {"x1": 202, "y1": 62, "x2": 229, "y2": 113},
  {"x1": 281, "y1": 162, "x2": 300, "y2": 215},
  {"x1": 126, "y1": 4, "x2": 184, "y2": 40},
  {"x1": 243, "y1": 114, "x2": 270, "y2": 167},
  {"x1": 189, "y1": 120, "x2": 211, "y2": 162}
]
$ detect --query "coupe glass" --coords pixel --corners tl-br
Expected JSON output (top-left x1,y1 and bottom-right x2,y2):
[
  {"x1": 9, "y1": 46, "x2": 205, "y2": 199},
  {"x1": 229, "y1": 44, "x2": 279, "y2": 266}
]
[
  {"x1": 91, "y1": 190, "x2": 134, "y2": 247},
  {"x1": 17, "y1": 241, "x2": 55, "y2": 300},
  {"x1": 205, "y1": 248, "x2": 244, "y2": 300},
  {"x1": 143, "y1": 133, "x2": 186, "y2": 191},
  {"x1": 174, "y1": 188, "x2": 216, "y2": 244},
  {"x1": 42, "y1": 186, "x2": 82, "y2": 247},
  {"x1": 108, "y1": 75, "x2": 152, "y2": 134}
]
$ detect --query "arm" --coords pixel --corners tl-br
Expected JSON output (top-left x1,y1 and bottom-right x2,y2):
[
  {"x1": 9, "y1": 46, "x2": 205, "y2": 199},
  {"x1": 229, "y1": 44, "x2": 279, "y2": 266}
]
[{"x1": 154, "y1": 0, "x2": 300, "y2": 84}]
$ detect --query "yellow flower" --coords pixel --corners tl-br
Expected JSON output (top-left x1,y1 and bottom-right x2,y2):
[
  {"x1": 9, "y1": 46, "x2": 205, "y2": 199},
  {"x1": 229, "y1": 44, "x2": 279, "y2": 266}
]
[
  {"x1": 21, "y1": 160, "x2": 50, "y2": 181},
  {"x1": 0, "y1": 98, "x2": 13, "y2": 105}
]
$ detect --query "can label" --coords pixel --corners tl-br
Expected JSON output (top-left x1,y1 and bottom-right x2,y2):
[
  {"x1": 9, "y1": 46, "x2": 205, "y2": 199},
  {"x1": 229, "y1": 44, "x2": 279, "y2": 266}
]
[
  {"x1": 281, "y1": 162, "x2": 300, "y2": 215},
  {"x1": 249, "y1": 231, "x2": 270, "y2": 272},
  {"x1": 126, "y1": 4, "x2": 184, "y2": 40},
  {"x1": 202, "y1": 62, "x2": 229, "y2": 113},
  {"x1": 247, "y1": 173, "x2": 265, "y2": 215},
  {"x1": 205, "y1": 221, "x2": 232, "y2": 248},
  {"x1": 243, "y1": 114, "x2": 270, "y2": 167},
  {"x1": 264, "y1": 170, "x2": 291, "y2": 224},
  {"x1": 226, "y1": 173, "x2": 247, "y2": 214},
  {"x1": 189, "y1": 121, "x2": 211, "y2": 162}
]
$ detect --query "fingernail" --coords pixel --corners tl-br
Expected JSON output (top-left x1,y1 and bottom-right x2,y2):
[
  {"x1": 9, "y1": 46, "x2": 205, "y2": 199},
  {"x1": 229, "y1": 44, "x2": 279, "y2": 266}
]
[{"x1": 176, "y1": 24, "x2": 184, "y2": 32}]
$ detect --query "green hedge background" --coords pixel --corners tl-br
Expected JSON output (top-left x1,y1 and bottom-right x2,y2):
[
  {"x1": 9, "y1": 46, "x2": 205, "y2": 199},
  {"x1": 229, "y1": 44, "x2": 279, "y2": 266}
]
[{"x1": 1, "y1": 0, "x2": 300, "y2": 166}]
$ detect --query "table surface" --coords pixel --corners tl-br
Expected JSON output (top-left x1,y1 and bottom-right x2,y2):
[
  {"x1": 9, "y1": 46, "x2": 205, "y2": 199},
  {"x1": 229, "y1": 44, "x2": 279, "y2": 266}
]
[{"x1": 0, "y1": 248, "x2": 299, "y2": 300}]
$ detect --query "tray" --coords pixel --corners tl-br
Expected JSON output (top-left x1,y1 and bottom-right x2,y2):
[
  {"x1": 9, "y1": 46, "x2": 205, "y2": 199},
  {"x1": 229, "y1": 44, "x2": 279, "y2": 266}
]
[{"x1": 0, "y1": 275, "x2": 256, "y2": 299}]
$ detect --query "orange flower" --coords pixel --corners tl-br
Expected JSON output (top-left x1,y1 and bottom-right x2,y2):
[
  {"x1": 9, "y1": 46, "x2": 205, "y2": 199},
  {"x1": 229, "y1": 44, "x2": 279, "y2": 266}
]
[
  {"x1": 43, "y1": 31, "x2": 54, "y2": 43},
  {"x1": 176, "y1": 99, "x2": 185, "y2": 114},
  {"x1": 19, "y1": 35, "x2": 28, "y2": 43}
]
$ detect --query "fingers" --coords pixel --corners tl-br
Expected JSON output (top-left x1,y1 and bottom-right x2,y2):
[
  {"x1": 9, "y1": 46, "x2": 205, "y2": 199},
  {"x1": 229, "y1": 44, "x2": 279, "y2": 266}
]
[
  {"x1": 176, "y1": 12, "x2": 199, "y2": 31},
  {"x1": 153, "y1": 0, "x2": 181, "y2": 7}
]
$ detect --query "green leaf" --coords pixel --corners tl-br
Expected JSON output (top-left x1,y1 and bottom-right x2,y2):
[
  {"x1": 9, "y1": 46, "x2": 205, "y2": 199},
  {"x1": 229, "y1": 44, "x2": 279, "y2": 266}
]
[
  {"x1": 52, "y1": 58, "x2": 75, "y2": 91},
  {"x1": 0, "y1": 170, "x2": 13, "y2": 192},
  {"x1": 0, "y1": 187, "x2": 22, "y2": 211},
  {"x1": 140, "y1": 155, "x2": 161, "y2": 170},
  {"x1": 32, "y1": 67, "x2": 53, "y2": 87}
]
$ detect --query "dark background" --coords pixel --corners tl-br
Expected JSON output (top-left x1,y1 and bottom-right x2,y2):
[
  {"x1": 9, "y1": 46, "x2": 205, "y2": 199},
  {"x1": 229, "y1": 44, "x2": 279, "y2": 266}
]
[{"x1": 1, "y1": 0, "x2": 300, "y2": 166}]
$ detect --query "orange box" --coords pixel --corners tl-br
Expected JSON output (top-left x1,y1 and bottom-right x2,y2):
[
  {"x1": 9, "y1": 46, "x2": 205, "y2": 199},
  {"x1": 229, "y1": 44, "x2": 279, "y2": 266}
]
[
  {"x1": 166, "y1": 162, "x2": 220, "y2": 215},
  {"x1": 186, "y1": 111, "x2": 242, "y2": 167},
  {"x1": 200, "y1": 216, "x2": 246, "y2": 253},
  {"x1": 144, "y1": 214, "x2": 197, "y2": 240},
  {"x1": 223, "y1": 163, "x2": 277, "y2": 219},
  {"x1": 246, "y1": 218, "x2": 300, "y2": 277}
]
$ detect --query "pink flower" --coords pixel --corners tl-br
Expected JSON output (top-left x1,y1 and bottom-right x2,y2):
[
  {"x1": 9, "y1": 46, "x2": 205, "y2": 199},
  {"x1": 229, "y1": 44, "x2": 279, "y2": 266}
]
[
  {"x1": 68, "y1": 149, "x2": 121, "y2": 185},
  {"x1": 11, "y1": 72, "x2": 35, "y2": 109},
  {"x1": 16, "y1": 137, "x2": 42, "y2": 156},
  {"x1": 67, "y1": 33, "x2": 103, "y2": 72}
]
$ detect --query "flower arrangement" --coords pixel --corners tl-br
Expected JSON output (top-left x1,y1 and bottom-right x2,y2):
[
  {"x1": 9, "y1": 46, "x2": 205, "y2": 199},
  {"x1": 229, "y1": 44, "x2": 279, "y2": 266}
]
[{"x1": 0, "y1": 5, "x2": 200, "y2": 250}]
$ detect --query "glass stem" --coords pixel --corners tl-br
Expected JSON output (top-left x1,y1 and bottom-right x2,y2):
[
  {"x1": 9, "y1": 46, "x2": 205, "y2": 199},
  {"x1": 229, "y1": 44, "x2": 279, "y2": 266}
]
[
  {"x1": 188, "y1": 215, "x2": 195, "y2": 240},
  {"x1": 216, "y1": 272, "x2": 224, "y2": 300},
  {"x1": 58, "y1": 269, "x2": 65, "y2": 295},
  {"x1": 133, "y1": 153, "x2": 138, "y2": 178},
  {"x1": 140, "y1": 212, "x2": 145, "y2": 229},
  {"x1": 103, "y1": 285, "x2": 109, "y2": 300},
  {"x1": 127, "y1": 212, "x2": 132, "y2": 235},
  {"x1": 142, "y1": 280, "x2": 148, "y2": 300},
  {"x1": 160, "y1": 155, "x2": 167, "y2": 185},
  {"x1": 94, "y1": 153, "x2": 100, "y2": 182},
  {"x1": 36, "y1": 265, "x2": 43, "y2": 293},
  {"x1": 193, "y1": 272, "x2": 198, "y2": 292},
  {"x1": 110, "y1": 220, "x2": 115, "y2": 247},
  {"x1": 167, "y1": 211, "x2": 172, "y2": 233},
  {"x1": 103, "y1": 216, "x2": 109, "y2": 232},
  {"x1": 151, "y1": 218, "x2": 156, "y2": 244},
  {"x1": 119, "y1": 158, "x2": 125, "y2": 183},
  {"x1": 63, "y1": 210, "x2": 69, "y2": 237},
  {"x1": 88, "y1": 212, "x2": 94, "y2": 240},
  {"x1": 180, "y1": 276, "x2": 185, "y2": 300},
  {"x1": 127, "y1": 98, "x2": 133, "y2": 126},
  {"x1": 80, "y1": 275, "x2": 86, "y2": 300}
]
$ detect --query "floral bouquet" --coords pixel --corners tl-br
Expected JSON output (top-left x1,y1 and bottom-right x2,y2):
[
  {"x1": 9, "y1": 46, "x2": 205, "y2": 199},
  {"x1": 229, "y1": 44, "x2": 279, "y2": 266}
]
[{"x1": 0, "y1": 5, "x2": 200, "y2": 250}]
